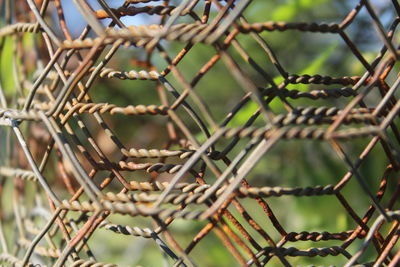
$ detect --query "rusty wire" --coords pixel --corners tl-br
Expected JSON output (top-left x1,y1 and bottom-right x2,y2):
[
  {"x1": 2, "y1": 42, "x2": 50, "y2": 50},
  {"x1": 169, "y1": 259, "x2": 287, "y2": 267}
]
[{"x1": 0, "y1": 0, "x2": 400, "y2": 266}]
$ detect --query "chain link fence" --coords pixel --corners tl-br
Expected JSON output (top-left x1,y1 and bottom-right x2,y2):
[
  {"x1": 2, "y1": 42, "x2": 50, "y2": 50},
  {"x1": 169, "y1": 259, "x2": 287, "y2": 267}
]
[{"x1": 0, "y1": 0, "x2": 400, "y2": 266}]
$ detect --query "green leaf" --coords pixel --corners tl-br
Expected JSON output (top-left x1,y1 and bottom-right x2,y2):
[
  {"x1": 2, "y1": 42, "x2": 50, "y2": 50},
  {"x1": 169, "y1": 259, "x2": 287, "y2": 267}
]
[
  {"x1": 272, "y1": 0, "x2": 329, "y2": 21},
  {"x1": 0, "y1": 37, "x2": 15, "y2": 96},
  {"x1": 336, "y1": 213, "x2": 348, "y2": 231},
  {"x1": 229, "y1": 42, "x2": 337, "y2": 126}
]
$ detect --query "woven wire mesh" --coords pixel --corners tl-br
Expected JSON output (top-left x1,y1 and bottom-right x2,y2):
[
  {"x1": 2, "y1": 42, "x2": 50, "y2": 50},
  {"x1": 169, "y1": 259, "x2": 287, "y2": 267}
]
[{"x1": 0, "y1": 0, "x2": 400, "y2": 266}]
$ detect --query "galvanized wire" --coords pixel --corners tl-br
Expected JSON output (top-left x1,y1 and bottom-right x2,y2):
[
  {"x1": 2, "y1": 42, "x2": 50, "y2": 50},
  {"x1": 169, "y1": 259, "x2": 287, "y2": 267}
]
[{"x1": 0, "y1": 0, "x2": 400, "y2": 266}]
